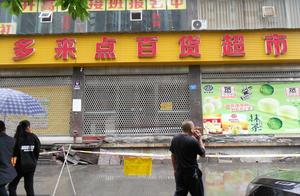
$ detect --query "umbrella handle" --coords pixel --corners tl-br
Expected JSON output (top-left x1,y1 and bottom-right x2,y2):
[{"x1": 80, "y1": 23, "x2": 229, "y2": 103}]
[{"x1": 3, "y1": 114, "x2": 6, "y2": 124}]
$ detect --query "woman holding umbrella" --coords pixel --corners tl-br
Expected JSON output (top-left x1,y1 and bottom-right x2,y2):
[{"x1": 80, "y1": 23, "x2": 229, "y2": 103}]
[
  {"x1": 9, "y1": 120, "x2": 41, "y2": 196},
  {"x1": 0, "y1": 120, "x2": 17, "y2": 196}
]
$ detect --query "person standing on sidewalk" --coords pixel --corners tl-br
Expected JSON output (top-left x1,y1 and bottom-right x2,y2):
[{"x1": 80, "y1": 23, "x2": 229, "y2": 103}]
[
  {"x1": 170, "y1": 120, "x2": 206, "y2": 196},
  {"x1": 9, "y1": 120, "x2": 41, "y2": 196},
  {"x1": 0, "y1": 121, "x2": 17, "y2": 196}
]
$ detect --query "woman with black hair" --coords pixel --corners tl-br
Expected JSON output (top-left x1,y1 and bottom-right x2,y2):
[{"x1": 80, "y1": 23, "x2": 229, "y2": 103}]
[
  {"x1": 0, "y1": 120, "x2": 17, "y2": 196},
  {"x1": 8, "y1": 120, "x2": 41, "y2": 196}
]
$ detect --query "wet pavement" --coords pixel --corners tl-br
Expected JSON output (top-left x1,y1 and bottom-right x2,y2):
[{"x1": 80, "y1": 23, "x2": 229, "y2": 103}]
[{"x1": 14, "y1": 162, "x2": 300, "y2": 196}]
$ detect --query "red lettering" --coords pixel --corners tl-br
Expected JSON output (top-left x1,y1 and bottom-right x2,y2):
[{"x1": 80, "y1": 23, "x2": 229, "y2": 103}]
[
  {"x1": 170, "y1": 0, "x2": 184, "y2": 8},
  {"x1": 55, "y1": 38, "x2": 76, "y2": 60},
  {"x1": 0, "y1": 24, "x2": 12, "y2": 34},
  {"x1": 265, "y1": 34, "x2": 287, "y2": 56},
  {"x1": 22, "y1": 0, "x2": 35, "y2": 11},
  {"x1": 108, "y1": 0, "x2": 124, "y2": 9},
  {"x1": 128, "y1": 0, "x2": 144, "y2": 9},
  {"x1": 222, "y1": 34, "x2": 245, "y2": 57},
  {"x1": 41, "y1": 0, "x2": 55, "y2": 11},
  {"x1": 179, "y1": 35, "x2": 201, "y2": 58},
  {"x1": 13, "y1": 39, "x2": 35, "y2": 61},
  {"x1": 137, "y1": 36, "x2": 158, "y2": 58},
  {"x1": 89, "y1": 0, "x2": 105, "y2": 9},
  {"x1": 95, "y1": 37, "x2": 117, "y2": 60},
  {"x1": 149, "y1": 0, "x2": 164, "y2": 9}
]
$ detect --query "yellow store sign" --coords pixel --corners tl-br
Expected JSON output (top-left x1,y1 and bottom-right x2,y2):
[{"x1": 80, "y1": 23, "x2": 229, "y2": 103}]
[{"x1": 0, "y1": 31, "x2": 300, "y2": 68}]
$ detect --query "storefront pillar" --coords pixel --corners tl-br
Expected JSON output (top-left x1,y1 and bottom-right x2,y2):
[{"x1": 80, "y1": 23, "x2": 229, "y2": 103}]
[
  {"x1": 188, "y1": 65, "x2": 202, "y2": 128},
  {"x1": 70, "y1": 67, "x2": 85, "y2": 137}
]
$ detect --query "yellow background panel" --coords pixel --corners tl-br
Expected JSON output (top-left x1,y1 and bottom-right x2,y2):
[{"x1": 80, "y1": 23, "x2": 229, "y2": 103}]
[{"x1": 0, "y1": 31, "x2": 300, "y2": 68}]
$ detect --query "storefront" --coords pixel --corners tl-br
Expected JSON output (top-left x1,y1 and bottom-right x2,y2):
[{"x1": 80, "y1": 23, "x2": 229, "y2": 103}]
[{"x1": 0, "y1": 31, "x2": 299, "y2": 139}]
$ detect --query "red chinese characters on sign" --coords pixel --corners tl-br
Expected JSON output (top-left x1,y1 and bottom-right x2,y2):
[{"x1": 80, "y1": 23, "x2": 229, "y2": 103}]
[
  {"x1": 137, "y1": 37, "x2": 158, "y2": 58},
  {"x1": 40, "y1": 0, "x2": 55, "y2": 11},
  {"x1": 127, "y1": 0, "x2": 144, "y2": 9},
  {"x1": 170, "y1": 0, "x2": 184, "y2": 8},
  {"x1": 179, "y1": 35, "x2": 201, "y2": 58},
  {"x1": 108, "y1": 0, "x2": 124, "y2": 9},
  {"x1": 8, "y1": 33, "x2": 291, "y2": 62},
  {"x1": 95, "y1": 37, "x2": 116, "y2": 60},
  {"x1": 13, "y1": 39, "x2": 35, "y2": 61},
  {"x1": 222, "y1": 34, "x2": 245, "y2": 57},
  {"x1": 0, "y1": 24, "x2": 12, "y2": 34},
  {"x1": 22, "y1": 0, "x2": 36, "y2": 12},
  {"x1": 88, "y1": 0, "x2": 105, "y2": 10},
  {"x1": 55, "y1": 38, "x2": 76, "y2": 60},
  {"x1": 148, "y1": 0, "x2": 165, "y2": 9},
  {"x1": 265, "y1": 34, "x2": 287, "y2": 57}
]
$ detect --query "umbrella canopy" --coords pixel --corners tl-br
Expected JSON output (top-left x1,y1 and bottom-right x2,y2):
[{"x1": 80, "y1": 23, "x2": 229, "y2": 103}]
[{"x1": 0, "y1": 88, "x2": 45, "y2": 116}]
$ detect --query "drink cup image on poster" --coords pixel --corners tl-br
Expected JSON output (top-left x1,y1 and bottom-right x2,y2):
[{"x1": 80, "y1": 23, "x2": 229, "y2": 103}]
[{"x1": 202, "y1": 82, "x2": 300, "y2": 134}]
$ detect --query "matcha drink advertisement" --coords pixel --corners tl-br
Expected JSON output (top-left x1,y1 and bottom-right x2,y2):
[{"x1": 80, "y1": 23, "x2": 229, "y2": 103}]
[{"x1": 202, "y1": 82, "x2": 300, "y2": 135}]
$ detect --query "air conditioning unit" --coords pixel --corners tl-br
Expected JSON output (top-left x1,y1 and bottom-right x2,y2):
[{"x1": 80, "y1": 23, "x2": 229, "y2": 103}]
[
  {"x1": 130, "y1": 11, "x2": 142, "y2": 21},
  {"x1": 39, "y1": 11, "x2": 53, "y2": 23},
  {"x1": 191, "y1": 19, "x2": 207, "y2": 30},
  {"x1": 262, "y1": 6, "x2": 275, "y2": 17}
]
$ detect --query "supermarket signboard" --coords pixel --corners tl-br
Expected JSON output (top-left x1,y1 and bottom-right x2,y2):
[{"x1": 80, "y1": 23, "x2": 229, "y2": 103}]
[{"x1": 202, "y1": 82, "x2": 300, "y2": 134}]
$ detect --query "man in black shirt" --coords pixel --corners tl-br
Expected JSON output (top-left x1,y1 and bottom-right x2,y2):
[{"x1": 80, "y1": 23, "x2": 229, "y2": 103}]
[{"x1": 170, "y1": 120, "x2": 206, "y2": 196}]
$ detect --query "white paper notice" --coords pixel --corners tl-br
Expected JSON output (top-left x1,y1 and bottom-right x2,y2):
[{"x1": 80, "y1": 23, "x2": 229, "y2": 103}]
[{"x1": 72, "y1": 99, "x2": 82, "y2": 112}]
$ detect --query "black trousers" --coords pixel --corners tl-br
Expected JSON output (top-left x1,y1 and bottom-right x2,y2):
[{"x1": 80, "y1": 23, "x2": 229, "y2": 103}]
[
  {"x1": 174, "y1": 168, "x2": 204, "y2": 196},
  {"x1": 0, "y1": 184, "x2": 8, "y2": 196},
  {"x1": 8, "y1": 170, "x2": 35, "y2": 196}
]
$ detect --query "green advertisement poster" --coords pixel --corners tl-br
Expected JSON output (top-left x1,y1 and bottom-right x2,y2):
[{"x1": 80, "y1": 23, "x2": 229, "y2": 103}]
[{"x1": 201, "y1": 82, "x2": 300, "y2": 135}]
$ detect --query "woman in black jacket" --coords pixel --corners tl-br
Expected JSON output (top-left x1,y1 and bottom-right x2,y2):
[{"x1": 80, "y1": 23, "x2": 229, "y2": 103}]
[
  {"x1": 8, "y1": 120, "x2": 41, "y2": 196},
  {"x1": 0, "y1": 120, "x2": 17, "y2": 196}
]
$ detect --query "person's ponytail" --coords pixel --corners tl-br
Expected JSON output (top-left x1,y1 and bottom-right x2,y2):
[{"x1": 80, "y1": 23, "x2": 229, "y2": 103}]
[{"x1": 14, "y1": 120, "x2": 30, "y2": 140}]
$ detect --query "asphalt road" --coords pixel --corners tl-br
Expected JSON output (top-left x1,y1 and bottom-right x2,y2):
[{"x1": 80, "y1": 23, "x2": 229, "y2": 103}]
[{"x1": 11, "y1": 162, "x2": 300, "y2": 196}]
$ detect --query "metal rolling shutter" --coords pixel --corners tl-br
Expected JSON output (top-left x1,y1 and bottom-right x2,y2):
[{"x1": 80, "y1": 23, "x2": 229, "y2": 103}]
[{"x1": 83, "y1": 74, "x2": 190, "y2": 136}]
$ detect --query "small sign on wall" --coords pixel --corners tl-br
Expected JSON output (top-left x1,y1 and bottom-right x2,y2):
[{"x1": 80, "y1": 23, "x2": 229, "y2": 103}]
[
  {"x1": 189, "y1": 84, "x2": 197, "y2": 91},
  {"x1": 160, "y1": 102, "x2": 173, "y2": 111},
  {"x1": 74, "y1": 81, "x2": 80, "y2": 90},
  {"x1": 72, "y1": 99, "x2": 81, "y2": 112}
]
